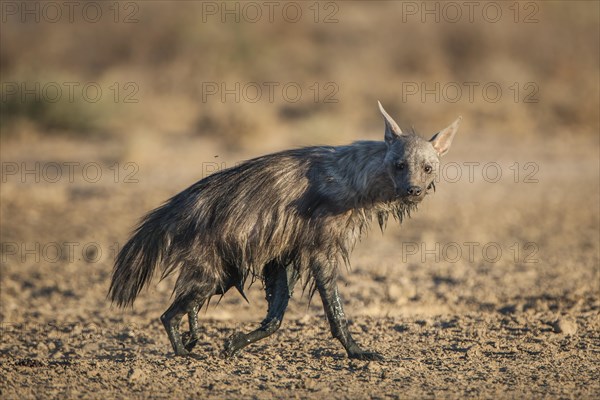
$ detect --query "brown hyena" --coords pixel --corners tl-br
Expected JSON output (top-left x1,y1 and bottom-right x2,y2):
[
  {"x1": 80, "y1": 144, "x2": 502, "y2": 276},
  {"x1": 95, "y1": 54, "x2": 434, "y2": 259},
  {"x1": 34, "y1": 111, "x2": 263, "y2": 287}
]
[{"x1": 109, "y1": 102, "x2": 461, "y2": 360}]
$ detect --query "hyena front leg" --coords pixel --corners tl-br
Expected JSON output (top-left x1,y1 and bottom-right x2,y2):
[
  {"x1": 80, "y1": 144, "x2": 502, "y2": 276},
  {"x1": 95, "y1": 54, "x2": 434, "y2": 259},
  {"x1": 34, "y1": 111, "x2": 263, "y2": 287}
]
[
  {"x1": 222, "y1": 263, "x2": 298, "y2": 358},
  {"x1": 313, "y1": 264, "x2": 384, "y2": 361}
]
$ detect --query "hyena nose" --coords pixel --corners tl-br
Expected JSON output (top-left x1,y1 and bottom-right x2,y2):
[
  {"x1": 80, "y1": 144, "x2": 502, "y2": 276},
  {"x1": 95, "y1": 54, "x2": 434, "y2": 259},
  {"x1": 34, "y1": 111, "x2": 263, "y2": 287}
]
[{"x1": 407, "y1": 186, "x2": 422, "y2": 196}]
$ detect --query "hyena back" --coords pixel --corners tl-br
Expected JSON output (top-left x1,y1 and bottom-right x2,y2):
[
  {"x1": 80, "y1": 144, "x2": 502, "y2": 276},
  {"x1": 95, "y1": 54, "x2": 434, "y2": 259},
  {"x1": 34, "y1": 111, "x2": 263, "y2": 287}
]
[{"x1": 108, "y1": 102, "x2": 461, "y2": 360}]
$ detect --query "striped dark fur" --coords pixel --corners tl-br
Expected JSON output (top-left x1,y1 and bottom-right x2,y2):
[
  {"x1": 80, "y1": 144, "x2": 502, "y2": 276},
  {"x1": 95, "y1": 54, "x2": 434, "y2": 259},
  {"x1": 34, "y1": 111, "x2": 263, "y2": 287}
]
[{"x1": 109, "y1": 102, "x2": 461, "y2": 360}]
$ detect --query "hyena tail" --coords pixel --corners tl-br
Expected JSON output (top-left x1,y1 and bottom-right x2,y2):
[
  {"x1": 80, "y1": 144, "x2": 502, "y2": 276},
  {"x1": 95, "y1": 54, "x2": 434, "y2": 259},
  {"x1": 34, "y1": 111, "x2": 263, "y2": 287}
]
[{"x1": 109, "y1": 204, "x2": 174, "y2": 308}]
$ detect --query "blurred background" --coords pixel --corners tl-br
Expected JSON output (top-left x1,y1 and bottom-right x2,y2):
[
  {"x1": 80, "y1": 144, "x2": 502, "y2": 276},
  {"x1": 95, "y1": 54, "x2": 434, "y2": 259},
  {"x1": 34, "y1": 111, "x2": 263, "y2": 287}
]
[
  {"x1": 1, "y1": 0, "x2": 598, "y2": 361},
  {"x1": 1, "y1": 2, "x2": 599, "y2": 396},
  {"x1": 1, "y1": 1, "x2": 598, "y2": 146}
]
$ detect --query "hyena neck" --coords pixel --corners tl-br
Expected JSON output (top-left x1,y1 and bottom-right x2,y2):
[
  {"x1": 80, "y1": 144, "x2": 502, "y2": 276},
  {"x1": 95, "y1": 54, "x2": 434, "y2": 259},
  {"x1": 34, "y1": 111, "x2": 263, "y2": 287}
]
[{"x1": 334, "y1": 141, "x2": 394, "y2": 208}]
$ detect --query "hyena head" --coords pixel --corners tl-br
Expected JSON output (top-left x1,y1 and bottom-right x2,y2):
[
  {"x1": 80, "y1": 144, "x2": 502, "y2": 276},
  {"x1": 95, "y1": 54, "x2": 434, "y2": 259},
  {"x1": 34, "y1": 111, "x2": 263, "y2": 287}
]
[{"x1": 378, "y1": 101, "x2": 462, "y2": 204}]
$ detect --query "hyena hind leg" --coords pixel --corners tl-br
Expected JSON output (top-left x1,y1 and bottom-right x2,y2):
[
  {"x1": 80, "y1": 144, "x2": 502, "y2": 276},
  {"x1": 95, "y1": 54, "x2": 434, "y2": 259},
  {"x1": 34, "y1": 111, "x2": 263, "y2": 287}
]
[
  {"x1": 222, "y1": 265, "x2": 298, "y2": 358},
  {"x1": 160, "y1": 276, "x2": 215, "y2": 356},
  {"x1": 161, "y1": 291, "x2": 209, "y2": 357},
  {"x1": 181, "y1": 280, "x2": 236, "y2": 352},
  {"x1": 181, "y1": 299, "x2": 204, "y2": 352}
]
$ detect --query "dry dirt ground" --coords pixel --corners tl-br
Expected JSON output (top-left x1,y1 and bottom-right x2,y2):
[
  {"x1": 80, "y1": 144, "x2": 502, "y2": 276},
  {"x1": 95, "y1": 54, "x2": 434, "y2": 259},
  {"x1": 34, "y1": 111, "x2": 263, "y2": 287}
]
[{"x1": 1, "y1": 134, "x2": 599, "y2": 399}]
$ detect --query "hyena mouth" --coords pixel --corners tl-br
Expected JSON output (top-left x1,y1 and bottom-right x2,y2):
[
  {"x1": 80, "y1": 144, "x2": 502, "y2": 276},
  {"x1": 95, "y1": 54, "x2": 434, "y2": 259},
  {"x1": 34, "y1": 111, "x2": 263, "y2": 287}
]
[
  {"x1": 427, "y1": 182, "x2": 436, "y2": 192},
  {"x1": 403, "y1": 194, "x2": 425, "y2": 205}
]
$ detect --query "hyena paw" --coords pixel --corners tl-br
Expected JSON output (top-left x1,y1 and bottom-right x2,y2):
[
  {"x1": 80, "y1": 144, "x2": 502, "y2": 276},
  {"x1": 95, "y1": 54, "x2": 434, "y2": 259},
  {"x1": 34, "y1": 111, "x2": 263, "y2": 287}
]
[
  {"x1": 173, "y1": 347, "x2": 190, "y2": 357},
  {"x1": 348, "y1": 350, "x2": 384, "y2": 362},
  {"x1": 221, "y1": 332, "x2": 247, "y2": 359},
  {"x1": 181, "y1": 332, "x2": 199, "y2": 352}
]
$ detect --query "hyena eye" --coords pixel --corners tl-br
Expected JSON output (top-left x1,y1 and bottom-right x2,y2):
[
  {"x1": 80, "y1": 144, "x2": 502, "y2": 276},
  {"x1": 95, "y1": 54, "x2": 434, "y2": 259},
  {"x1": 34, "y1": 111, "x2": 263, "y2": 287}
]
[
  {"x1": 396, "y1": 162, "x2": 406, "y2": 170},
  {"x1": 424, "y1": 165, "x2": 433, "y2": 174}
]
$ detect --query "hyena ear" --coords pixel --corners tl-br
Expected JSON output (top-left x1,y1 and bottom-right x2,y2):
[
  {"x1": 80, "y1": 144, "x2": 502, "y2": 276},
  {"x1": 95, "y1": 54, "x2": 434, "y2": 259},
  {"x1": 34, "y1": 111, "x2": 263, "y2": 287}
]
[
  {"x1": 429, "y1": 116, "x2": 462, "y2": 157},
  {"x1": 378, "y1": 101, "x2": 403, "y2": 145}
]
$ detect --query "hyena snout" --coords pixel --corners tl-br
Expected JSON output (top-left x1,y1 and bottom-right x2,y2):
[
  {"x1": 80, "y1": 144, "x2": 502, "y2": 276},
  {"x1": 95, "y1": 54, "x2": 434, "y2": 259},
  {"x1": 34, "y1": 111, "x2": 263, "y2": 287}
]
[
  {"x1": 407, "y1": 186, "x2": 422, "y2": 196},
  {"x1": 403, "y1": 184, "x2": 426, "y2": 203}
]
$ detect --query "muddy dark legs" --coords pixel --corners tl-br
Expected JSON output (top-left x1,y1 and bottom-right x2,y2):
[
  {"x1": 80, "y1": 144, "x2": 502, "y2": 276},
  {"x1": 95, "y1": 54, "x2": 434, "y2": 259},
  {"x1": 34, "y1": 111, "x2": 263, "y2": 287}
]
[
  {"x1": 181, "y1": 300, "x2": 203, "y2": 351},
  {"x1": 314, "y1": 267, "x2": 384, "y2": 361},
  {"x1": 161, "y1": 261, "x2": 380, "y2": 361},
  {"x1": 222, "y1": 264, "x2": 298, "y2": 358},
  {"x1": 161, "y1": 294, "x2": 205, "y2": 356}
]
